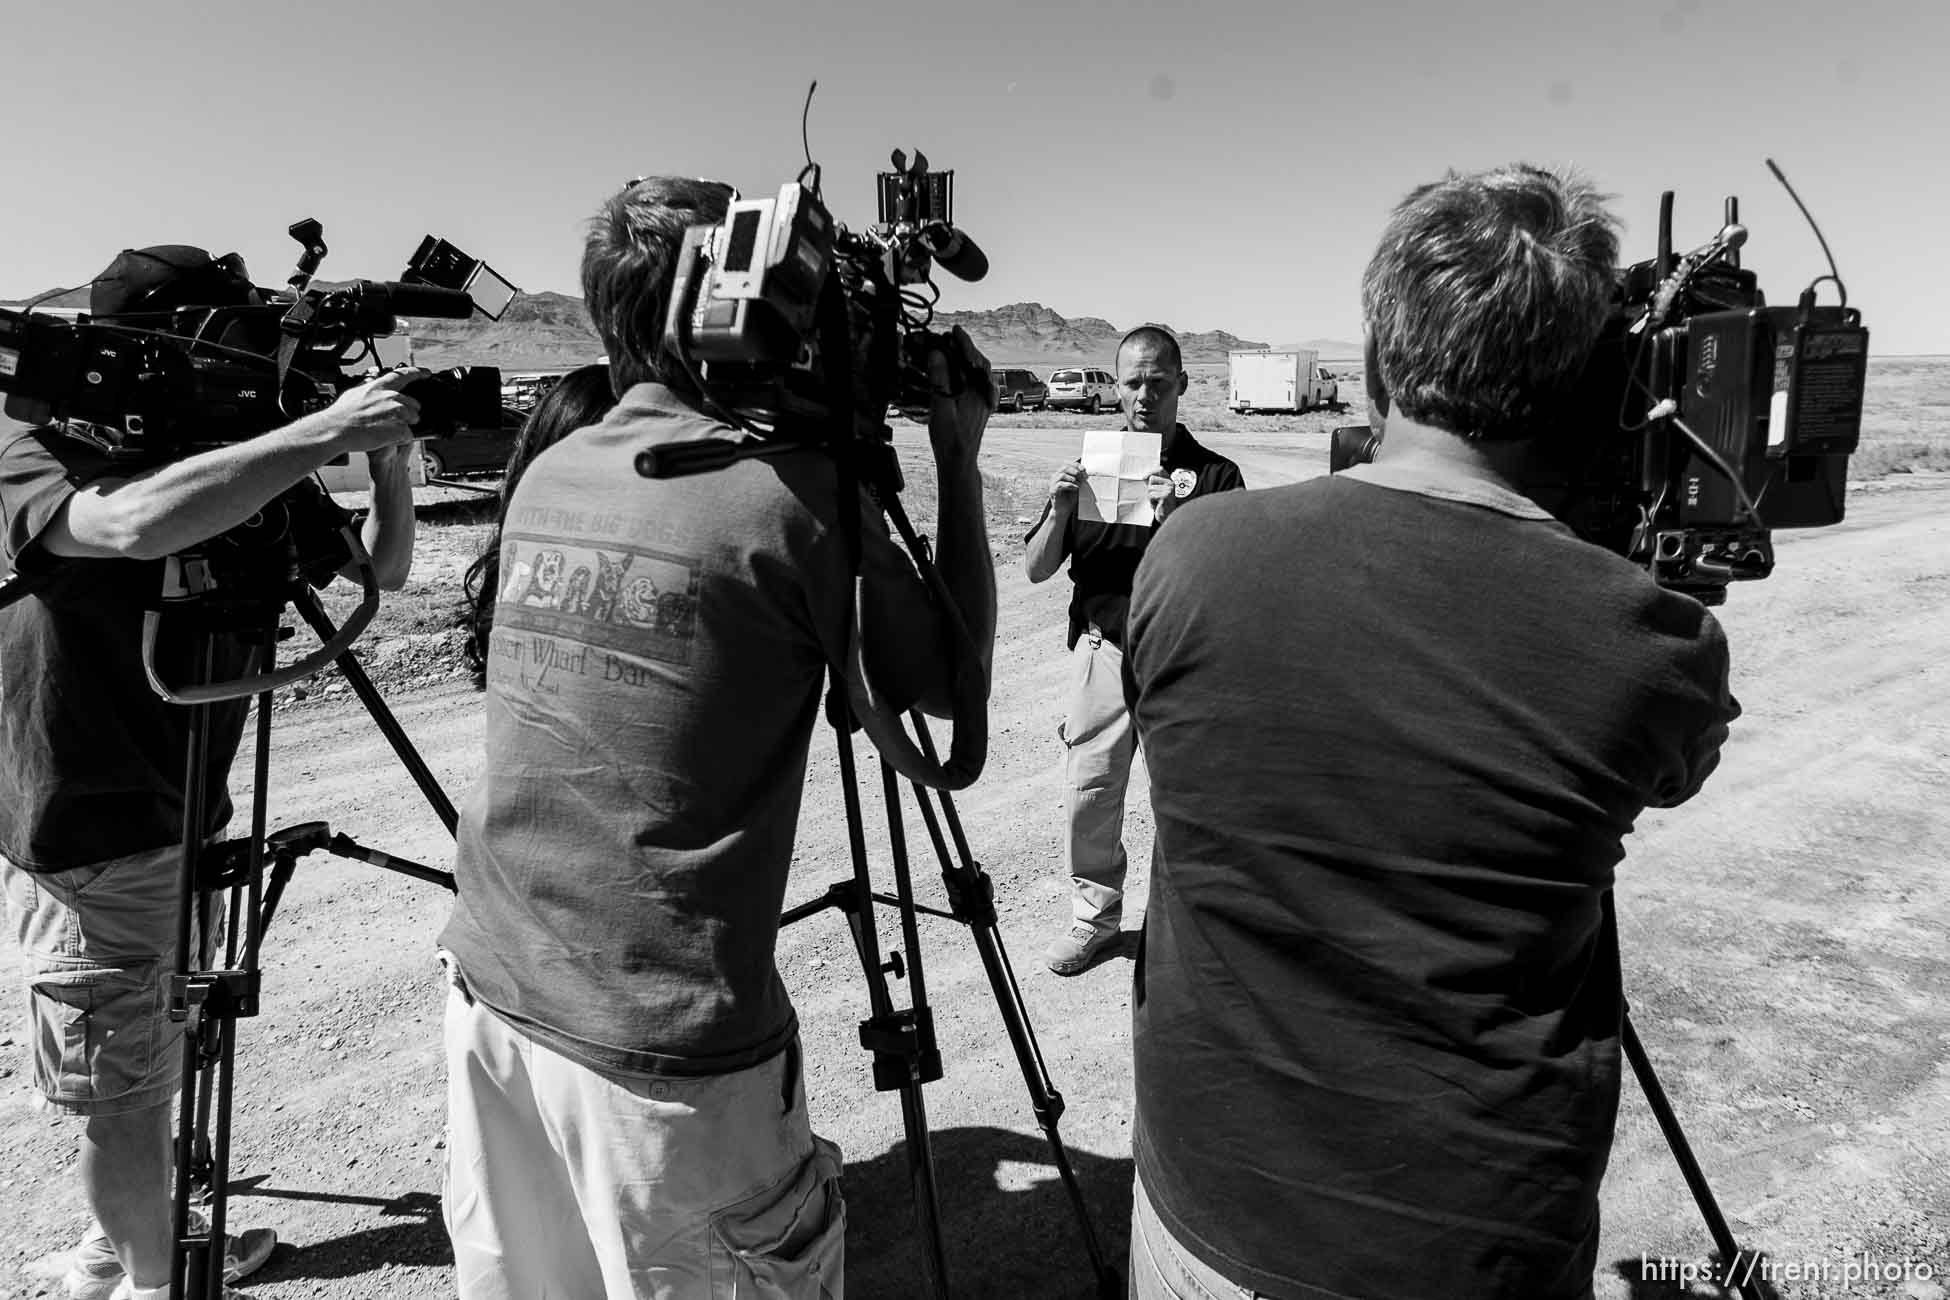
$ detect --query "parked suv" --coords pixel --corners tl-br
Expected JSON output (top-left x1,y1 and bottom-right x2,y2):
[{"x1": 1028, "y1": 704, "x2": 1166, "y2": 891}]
[
  {"x1": 1045, "y1": 366, "x2": 1118, "y2": 413},
  {"x1": 418, "y1": 405, "x2": 529, "y2": 479},
  {"x1": 991, "y1": 367, "x2": 1049, "y2": 412}
]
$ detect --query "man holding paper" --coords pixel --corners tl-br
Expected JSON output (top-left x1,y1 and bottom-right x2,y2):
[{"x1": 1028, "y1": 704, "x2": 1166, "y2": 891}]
[{"x1": 1022, "y1": 326, "x2": 1244, "y2": 975}]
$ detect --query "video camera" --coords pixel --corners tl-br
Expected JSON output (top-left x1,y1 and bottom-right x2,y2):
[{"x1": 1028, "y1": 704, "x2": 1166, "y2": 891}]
[
  {"x1": 635, "y1": 147, "x2": 989, "y2": 480},
  {"x1": 1332, "y1": 168, "x2": 1870, "y2": 605},
  {"x1": 0, "y1": 221, "x2": 517, "y2": 461},
  {"x1": 625, "y1": 127, "x2": 994, "y2": 792}
]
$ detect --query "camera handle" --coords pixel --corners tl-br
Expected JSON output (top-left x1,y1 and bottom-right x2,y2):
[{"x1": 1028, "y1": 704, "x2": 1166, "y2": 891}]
[{"x1": 141, "y1": 530, "x2": 379, "y2": 704}]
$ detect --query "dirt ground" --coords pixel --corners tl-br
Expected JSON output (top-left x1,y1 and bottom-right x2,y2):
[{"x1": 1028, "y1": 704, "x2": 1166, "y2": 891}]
[{"x1": 5, "y1": 419, "x2": 1948, "y2": 1299}]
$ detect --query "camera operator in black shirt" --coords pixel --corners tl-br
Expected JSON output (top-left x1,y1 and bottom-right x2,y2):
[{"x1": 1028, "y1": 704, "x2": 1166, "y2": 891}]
[
  {"x1": 1121, "y1": 166, "x2": 1741, "y2": 1299},
  {"x1": 4, "y1": 245, "x2": 421, "y2": 1300}
]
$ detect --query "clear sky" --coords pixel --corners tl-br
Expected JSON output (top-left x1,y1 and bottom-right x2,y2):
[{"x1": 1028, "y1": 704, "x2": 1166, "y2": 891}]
[{"x1": 4, "y1": 0, "x2": 1946, "y2": 352}]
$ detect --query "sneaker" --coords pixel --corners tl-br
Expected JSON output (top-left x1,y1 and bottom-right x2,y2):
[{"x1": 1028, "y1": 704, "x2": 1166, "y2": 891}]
[
  {"x1": 27, "y1": 1217, "x2": 275, "y2": 1299},
  {"x1": 186, "y1": 1211, "x2": 278, "y2": 1284},
  {"x1": 23, "y1": 1224, "x2": 119, "y2": 1300},
  {"x1": 1044, "y1": 921, "x2": 1121, "y2": 976}
]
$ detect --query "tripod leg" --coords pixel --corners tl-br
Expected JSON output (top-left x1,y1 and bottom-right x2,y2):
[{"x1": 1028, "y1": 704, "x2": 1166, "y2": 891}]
[
  {"x1": 1622, "y1": 1007, "x2": 1767, "y2": 1300},
  {"x1": 290, "y1": 587, "x2": 459, "y2": 835},
  {"x1": 824, "y1": 689, "x2": 951, "y2": 1299},
  {"x1": 904, "y1": 715, "x2": 1122, "y2": 1297},
  {"x1": 170, "y1": 638, "x2": 223, "y2": 1299},
  {"x1": 877, "y1": 761, "x2": 952, "y2": 1294},
  {"x1": 1602, "y1": 892, "x2": 1764, "y2": 1300},
  {"x1": 172, "y1": 625, "x2": 280, "y2": 1300},
  {"x1": 196, "y1": 673, "x2": 265, "y2": 1211},
  {"x1": 183, "y1": 885, "x2": 216, "y2": 1209}
]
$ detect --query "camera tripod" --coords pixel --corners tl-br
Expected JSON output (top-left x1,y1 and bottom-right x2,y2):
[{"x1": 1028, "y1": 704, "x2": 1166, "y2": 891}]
[
  {"x1": 1614, "y1": 897, "x2": 1771, "y2": 1300},
  {"x1": 161, "y1": 582, "x2": 458, "y2": 1300},
  {"x1": 780, "y1": 681, "x2": 1121, "y2": 1299}
]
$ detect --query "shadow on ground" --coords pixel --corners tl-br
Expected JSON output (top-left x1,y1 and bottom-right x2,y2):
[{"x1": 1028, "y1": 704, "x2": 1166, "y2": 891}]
[
  {"x1": 224, "y1": 1129, "x2": 1131, "y2": 1296},
  {"x1": 843, "y1": 1125, "x2": 1132, "y2": 1300},
  {"x1": 1610, "y1": 1251, "x2": 1784, "y2": 1300},
  {"x1": 234, "y1": 1187, "x2": 453, "y2": 1283}
]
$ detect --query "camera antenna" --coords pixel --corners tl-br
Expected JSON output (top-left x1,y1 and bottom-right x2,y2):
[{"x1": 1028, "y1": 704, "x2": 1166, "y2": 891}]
[
  {"x1": 19, "y1": 285, "x2": 75, "y2": 314},
  {"x1": 1766, "y1": 157, "x2": 1847, "y2": 309},
  {"x1": 797, "y1": 80, "x2": 823, "y2": 197}
]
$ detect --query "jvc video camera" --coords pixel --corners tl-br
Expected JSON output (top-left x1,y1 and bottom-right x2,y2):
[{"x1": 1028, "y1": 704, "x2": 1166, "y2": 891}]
[
  {"x1": 643, "y1": 149, "x2": 988, "y2": 476},
  {"x1": 1333, "y1": 182, "x2": 1869, "y2": 605},
  {"x1": 0, "y1": 222, "x2": 518, "y2": 461}
]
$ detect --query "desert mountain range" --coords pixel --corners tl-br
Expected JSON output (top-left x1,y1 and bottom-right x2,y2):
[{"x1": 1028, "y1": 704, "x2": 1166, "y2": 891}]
[{"x1": 2, "y1": 284, "x2": 1361, "y2": 371}]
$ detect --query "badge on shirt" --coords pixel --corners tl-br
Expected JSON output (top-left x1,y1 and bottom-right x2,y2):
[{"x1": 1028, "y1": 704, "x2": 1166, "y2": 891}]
[{"x1": 1170, "y1": 468, "x2": 1198, "y2": 499}]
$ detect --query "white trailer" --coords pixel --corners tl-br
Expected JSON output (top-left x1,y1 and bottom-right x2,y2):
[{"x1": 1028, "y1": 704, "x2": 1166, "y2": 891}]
[{"x1": 1228, "y1": 348, "x2": 1338, "y2": 413}]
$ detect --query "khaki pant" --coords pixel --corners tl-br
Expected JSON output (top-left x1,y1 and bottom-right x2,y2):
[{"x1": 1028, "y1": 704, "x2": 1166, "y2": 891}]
[
  {"x1": 442, "y1": 973, "x2": 845, "y2": 1299},
  {"x1": 3, "y1": 843, "x2": 218, "y2": 1116},
  {"x1": 1059, "y1": 631, "x2": 1137, "y2": 929}
]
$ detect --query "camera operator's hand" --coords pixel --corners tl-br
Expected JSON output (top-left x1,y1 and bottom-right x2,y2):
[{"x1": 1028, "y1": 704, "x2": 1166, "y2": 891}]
[
  {"x1": 926, "y1": 326, "x2": 994, "y2": 468},
  {"x1": 1049, "y1": 461, "x2": 1087, "y2": 517},
  {"x1": 319, "y1": 369, "x2": 425, "y2": 457}
]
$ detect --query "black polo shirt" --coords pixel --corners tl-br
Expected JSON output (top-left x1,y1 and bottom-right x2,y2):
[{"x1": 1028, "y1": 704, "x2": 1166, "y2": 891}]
[
  {"x1": 1124, "y1": 466, "x2": 1740, "y2": 1299},
  {"x1": 1027, "y1": 425, "x2": 1244, "y2": 650},
  {"x1": 0, "y1": 426, "x2": 254, "y2": 870}
]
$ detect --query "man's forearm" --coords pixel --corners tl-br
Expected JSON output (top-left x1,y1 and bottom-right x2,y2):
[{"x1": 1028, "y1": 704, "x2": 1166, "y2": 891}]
[
  {"x1": 1023, "y1": 508, "x2": 1069, "y2": 583},
  {"x1": 357, "y1": 451, "x2": 418, "y2": 590},
  {"x1": 53, "y1": 411, "x2": 353, "y2": 561},
  {"x1": 932, "y1": 454, "x2": 997, "y2": 674}
]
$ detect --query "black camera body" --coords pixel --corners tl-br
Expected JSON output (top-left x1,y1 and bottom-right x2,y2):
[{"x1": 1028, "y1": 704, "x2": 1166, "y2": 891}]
[
  {"x1": 1334, "y1": 188, "x2": 1870, "y2": 605},
  {"x1": 656, "y1": 150, "x2": 987, "y2": 458},
  {"x1": 0, "y1": 225, "x2": 515, "y2": 462}
]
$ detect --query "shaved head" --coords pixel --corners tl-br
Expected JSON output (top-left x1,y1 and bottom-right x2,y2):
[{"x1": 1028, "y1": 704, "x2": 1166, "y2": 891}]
[{"x1": 1118, "y1": 325, "x2": 1183, "y2": 375}]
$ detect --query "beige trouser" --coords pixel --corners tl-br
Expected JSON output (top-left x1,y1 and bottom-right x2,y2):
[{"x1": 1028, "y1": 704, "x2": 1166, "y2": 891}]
[
  {"x1": 3, "y1": 843, "x2": 220, "y2": 1116},
  {"x1": 1059, "y1": 630, "x2": 1137, "y2": 929},
  {"x1": 442, "y1": 974, "x2": 845, "y2": 1299}
]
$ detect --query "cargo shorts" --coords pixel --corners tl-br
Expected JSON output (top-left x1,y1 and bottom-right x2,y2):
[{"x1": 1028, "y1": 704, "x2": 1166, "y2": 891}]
[{"x1": 2, "y1": 843, "x2": 220, "y2": 1117}]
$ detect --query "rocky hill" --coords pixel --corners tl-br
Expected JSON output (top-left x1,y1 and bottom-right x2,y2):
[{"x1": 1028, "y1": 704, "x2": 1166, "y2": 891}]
[
  {"x1": 402, "y1": 295, "x2": 1277, "y2": 369},
  {"x1": 928, "y1": 301, "x2": 1268, "y2": 365},
  {"x1": 406, "y1": 290, "x2": 602, "y2": 369},
  {"x1": 2, "y1": 285, "x2": 1320, "y2": 370}
]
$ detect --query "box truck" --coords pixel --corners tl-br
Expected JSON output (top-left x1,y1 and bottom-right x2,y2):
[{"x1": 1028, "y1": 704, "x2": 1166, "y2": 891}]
[{"x1": 1228, "y1": 348, "x2": 1340, "y2": 413}]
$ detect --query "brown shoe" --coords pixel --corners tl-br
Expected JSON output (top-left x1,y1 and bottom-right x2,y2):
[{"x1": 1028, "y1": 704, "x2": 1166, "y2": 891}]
[{"x1": 1044, "y1": 922, "x2": 1121, "y2": 976}]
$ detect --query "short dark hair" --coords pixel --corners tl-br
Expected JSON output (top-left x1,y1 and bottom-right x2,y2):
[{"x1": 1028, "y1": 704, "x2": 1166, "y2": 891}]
[
  {"x1": 463, "y1": 363, "x2": 620, "y2": 685},
  {"x1": 581, "y1": 178, "x2": 735, "y2": 393},
  {"x1": 1360, "y1": 163, "x2": 1620, "y2": 441},
  {"x1": 1117, "y1": 325, "x2": 1183, "y2": 374}
]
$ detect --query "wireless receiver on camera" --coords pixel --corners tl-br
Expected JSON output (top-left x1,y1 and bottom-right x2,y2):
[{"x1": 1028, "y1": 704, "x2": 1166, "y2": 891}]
[{"x1": 1328, "y1": 159, "x2": 1869, "y2": 607}]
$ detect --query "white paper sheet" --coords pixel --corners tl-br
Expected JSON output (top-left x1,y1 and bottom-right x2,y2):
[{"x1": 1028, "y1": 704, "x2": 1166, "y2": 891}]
[{"x1": 1075, "y1": 430, "x2": 1161, "y2": 527}]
